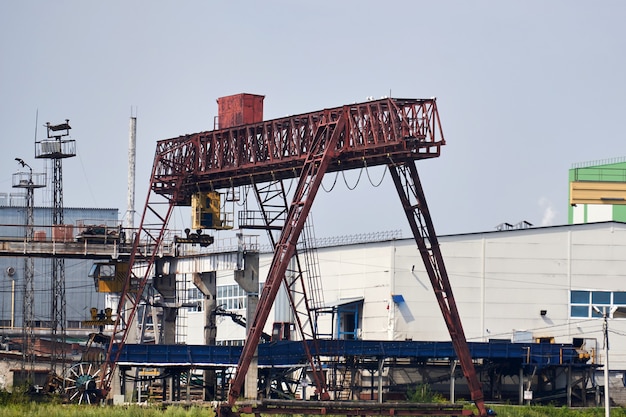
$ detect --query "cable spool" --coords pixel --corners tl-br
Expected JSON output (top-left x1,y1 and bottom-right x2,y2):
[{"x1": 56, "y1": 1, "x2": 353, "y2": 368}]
[{"x1": 6, "y1": 267, "x2": 15, "y2": 277}]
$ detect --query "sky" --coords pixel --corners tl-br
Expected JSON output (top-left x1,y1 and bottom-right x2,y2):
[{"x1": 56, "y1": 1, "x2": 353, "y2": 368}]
[{"x1": 1, "y1": 1, "x2": 624, "y2": 241}]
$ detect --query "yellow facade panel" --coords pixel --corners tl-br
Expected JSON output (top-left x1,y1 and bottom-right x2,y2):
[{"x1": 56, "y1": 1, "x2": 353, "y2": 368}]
[{"x1": 570, "y1": 181, "x2": 626, "y2": 205}]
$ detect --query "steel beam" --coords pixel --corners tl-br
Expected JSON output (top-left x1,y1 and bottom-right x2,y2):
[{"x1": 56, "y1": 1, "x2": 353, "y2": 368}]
[
  {"x1": 151, "y1": 98, "x2": 443, "y2": 203},
  {"x1": 98, "y1": 192, "x2": 177, "y2": 396},
  {"x1": 226, "y1": 111, "x2": 347, "y2": 405},
  {"x1": 388, "y1": 161, "x2": 487, "y2": 417}
]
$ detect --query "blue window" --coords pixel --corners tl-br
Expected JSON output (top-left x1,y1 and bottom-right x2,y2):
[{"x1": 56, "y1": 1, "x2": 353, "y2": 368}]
[
  {"x1": 571, "y1": 290, "x2": 590, "y2": 304},
  {"x1": 614, "y1": 292, "x2": 626, "y2": 304},
  {"x1": 592, "y1": 292, "x2": 611, "y2": 305},
  {"x1": 570, "y1": 305, "x2": 589, "y2": 318},
  {"x1": 570, "y1": 290, "x2": 626, "y2": 319}
]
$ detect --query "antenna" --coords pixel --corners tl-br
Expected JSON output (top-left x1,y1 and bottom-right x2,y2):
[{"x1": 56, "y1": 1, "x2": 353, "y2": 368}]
[{"x1": 33, "y1": 109, "x2": 39, "y2": 142}]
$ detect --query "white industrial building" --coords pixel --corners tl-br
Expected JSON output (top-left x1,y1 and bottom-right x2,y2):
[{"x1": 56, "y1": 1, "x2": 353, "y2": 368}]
[{"x1": 177, "y1": 221, "x2": 626, "y2": 401}]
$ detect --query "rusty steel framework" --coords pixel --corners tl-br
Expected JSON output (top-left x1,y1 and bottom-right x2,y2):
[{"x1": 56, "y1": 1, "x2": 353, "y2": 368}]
[
  {"x1": 150, "y1": 98, "x2": 441, "y2": 202},
  {"x1": 99, "y1": 97, "x2": 487, "y2": 416}
]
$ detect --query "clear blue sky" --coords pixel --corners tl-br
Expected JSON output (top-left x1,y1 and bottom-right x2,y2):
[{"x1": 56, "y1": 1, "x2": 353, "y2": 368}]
[{"x1": 1, "y1": 1, "x2": 624, "y2": 239}]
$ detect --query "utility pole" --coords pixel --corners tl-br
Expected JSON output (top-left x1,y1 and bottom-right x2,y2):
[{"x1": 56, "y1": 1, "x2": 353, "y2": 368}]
[
  {"x1": 13, "y1": 158, "x2": 46, "y2": 383},
  {"x1": 593, "y1": 305, "x2": 617, "y2": 417}
]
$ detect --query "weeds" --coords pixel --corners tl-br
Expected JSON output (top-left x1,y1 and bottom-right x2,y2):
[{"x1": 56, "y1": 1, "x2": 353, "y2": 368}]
[
  {"x1": 406, "y1": 383, "x2": 446, "y2": 403},
  {"x1": 0, "y1": 394, "x2": 624, "y2": 417}
]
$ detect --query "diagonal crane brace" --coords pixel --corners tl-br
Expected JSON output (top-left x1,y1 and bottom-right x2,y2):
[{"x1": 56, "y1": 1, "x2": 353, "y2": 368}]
[
  {"x1": 389, "y1": 161, "x2": 486, "y2": 416},
  {"x1": 226, "y1": 110, "x2": 347, "y2": 405}
]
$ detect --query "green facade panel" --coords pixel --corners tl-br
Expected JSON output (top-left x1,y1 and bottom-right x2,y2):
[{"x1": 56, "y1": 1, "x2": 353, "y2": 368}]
[{"x1": 568, "y1": 158, "x2": 626, "y2": 224}]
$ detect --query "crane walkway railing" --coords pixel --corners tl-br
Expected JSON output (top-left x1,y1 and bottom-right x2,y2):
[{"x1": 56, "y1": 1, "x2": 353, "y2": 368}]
[{"x1": 0, "y1": 223, "x2": 176, "y2": 259}]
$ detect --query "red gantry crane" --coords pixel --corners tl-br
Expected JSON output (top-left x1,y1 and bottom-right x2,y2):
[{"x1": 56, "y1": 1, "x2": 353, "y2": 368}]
[{"x1": 99, "y1": 94, "x2": 487, "y2": 417}]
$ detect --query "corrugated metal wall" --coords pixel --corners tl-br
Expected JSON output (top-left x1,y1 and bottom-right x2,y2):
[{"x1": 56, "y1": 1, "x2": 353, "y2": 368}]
[{"x1": 0, "y1": 206, "x2": 118, "y2": 329}]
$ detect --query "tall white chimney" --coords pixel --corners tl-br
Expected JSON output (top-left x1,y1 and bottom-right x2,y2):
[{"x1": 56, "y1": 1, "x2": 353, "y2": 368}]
[{"x1": 125, "y1": 114, "x2": 137, "y2": 233}]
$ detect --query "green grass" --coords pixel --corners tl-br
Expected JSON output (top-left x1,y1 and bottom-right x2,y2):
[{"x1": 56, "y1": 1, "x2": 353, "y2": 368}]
[
  {"x1": 0, "y1": 403, "x2": 216, "y2": 417},
  {"x1": 0, "y1": 398, "x2": 625, "y2": 417},
  {"x1": 489, "y1": 404, "x2": 626, "y2": 416}
]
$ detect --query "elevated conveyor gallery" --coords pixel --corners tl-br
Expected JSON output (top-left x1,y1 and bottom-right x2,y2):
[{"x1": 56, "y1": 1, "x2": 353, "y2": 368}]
[
  {"x1": 113, "y1": 339, "x2": 589, "y2": 369},
  {"x1": 110, "y1": 339, "x2": 596, "y2": 407}
]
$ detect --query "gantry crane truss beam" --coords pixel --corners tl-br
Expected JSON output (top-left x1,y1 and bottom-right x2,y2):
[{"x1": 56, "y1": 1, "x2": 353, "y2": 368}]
[
  {"x1": 151, "y1": 98, "x2": 442, "y2": 204},
  {"x1": 100, "y1": 97, "x2": 487, "y2": 416}
]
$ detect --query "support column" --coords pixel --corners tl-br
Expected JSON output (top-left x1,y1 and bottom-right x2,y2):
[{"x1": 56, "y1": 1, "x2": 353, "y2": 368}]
[
  {"x1": 186, "y1": 371, "x2": 191, "y2": 401},
  {"x1": 377, "y1": 358, "x2": 384, "y2": 404},
  {"x1": 174, "y1": 371, "x2": 181, "y2": 401},
  {"x1": 234, "y1": 250, "x2": 260, "y2": 400},
  {"x1": 519, "y1": 368, "x2": 524, "y2": 405},
  {"x1": 154, "y1": 258, "x2": 179, "y2": 345},
  {"x1": 450, "y1": 360, "x2": 457, "y2": 403},
  {"x1": 580, "y1": 369, "x2": 589, "y2": 407},
  {"x1": 194, "y1": 271, "x2": 217, "y2": 400},
  {"x1": 120, "y1": 367, "x2": 127, "y2": 402},
  {"x1": 567, "y1": 365, "x2": 572, "y2": 407},
  {"x1": 153, "y1": 273, "x2": 177, "y2": 345}
]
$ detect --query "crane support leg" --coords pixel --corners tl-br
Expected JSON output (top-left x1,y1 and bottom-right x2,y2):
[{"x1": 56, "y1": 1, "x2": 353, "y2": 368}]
[
  {"x1": 99, "y1": 197, "x2": 177, "y2": 396},
  {"x1": 388, "y1": 161, "x2": 487, "y2": 417},
  {"x1": 226, "y1": 113, "x2": 346, "y2": 406}
]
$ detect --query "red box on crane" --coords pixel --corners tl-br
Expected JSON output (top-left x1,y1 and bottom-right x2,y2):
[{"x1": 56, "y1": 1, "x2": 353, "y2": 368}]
[{"x1": 216, "y1": 93, "x2": 264, "y2": 129}]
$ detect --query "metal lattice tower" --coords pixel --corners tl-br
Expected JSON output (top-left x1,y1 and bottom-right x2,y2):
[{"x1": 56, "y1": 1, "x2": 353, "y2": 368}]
[
  {"x1": 12, "y1": 159, "x2": 46, "y2": 383},
  {"x1": 36, "y1": 120, "x2": 75, "y2": 376}
]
